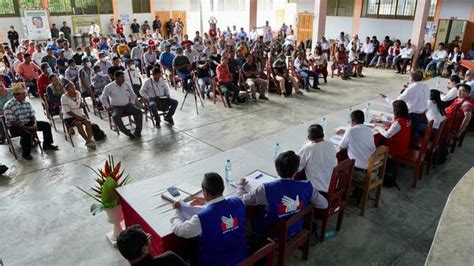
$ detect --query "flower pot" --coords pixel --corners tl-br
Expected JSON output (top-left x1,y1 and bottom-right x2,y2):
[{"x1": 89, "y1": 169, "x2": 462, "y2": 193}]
[{"x1": 105, "y1": 205, "x2": 124, "y2": 246}]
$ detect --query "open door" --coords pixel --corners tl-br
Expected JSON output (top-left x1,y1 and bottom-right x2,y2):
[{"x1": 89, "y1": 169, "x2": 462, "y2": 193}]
[
  {"x1": 297, "y1": 13, "x2": 313, "y2": 43},
  {"x1": 155, "y1": 11, "x2": 171, "y2": 38},
  {"x1": 171, "y1": 10, "x2": 187, "y2": 36}
]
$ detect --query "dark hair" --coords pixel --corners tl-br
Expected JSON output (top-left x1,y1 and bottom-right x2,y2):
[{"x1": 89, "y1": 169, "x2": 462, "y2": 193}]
[
  {"x1": 459, "y1": 83, "x2": 472, "y2": 93},
  {"x1": 152, "y1": 67, "x2": 162, "y2": 75},
  {"x1": 351, "y1": 110, "x2": 365, "y2": 124},
  {"x1": 202, "y1": 172, "x2": 224, "y2": 197},
  {"x1": 410, "y1": 70, "x2": 423, "y2": 82},
  {"x1": 67, "y1": 58, "x2": 75, "y2": 64},
  {"x1": 307, "y1": 124, "x2": 324, "y2": 140},
  {"x1": 450, "y1": 75, "x2": 461, "y2": 84},
  {"x1": 439, "y1": 42, "x2": 445, "y2": 47},
  {"x1": 112, "y1": 56, "x2": 120, "y2": 61},
  {"x1": 40, "y1": 62, "x2": 49, "y2": 71},
  {"x1": 114, "y1": 70, "x2": 124, "y2": 78},
  {"x1": 82, "y1": 57, "x2": 89, "y2": 64},
  {"x1": 430, "y1": 89, "x2": 445, "y2": 116},
  {"x1": 392, "y1": 100, "x2": 409, "y2": 119},
  {"x1": 117, "y1": 224, "x2": 148, "y2": 261},
  {"x1": 275, "y1": 150, "x2": 300, "y2": 178}
]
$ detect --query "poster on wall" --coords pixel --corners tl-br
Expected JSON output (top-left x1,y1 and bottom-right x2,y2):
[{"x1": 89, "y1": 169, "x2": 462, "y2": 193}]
[
  {"x1": 72, "y1": 15, "x2": 101, "y2": 35},
  {"x1": 120, "y1": 14, "x2": 130, "y2": 25},
  {"x1": 23, "y1": 9, "x2": 51, "y2": 40}
]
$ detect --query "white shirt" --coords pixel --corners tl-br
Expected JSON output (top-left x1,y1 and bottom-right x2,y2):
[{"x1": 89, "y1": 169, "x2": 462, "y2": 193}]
[
  {"x1": 283, "y1": 35, "x2": 295, "y2": 46},
  {"x1": 249, "y1": 31, "x2": 257, "y2": 41},
  {"x1": 466, "y1": 80, "x2": 474, "y2": 96},
  {"x1": 61, "y1": 91, "x2": 86, "y2": 119},
  {"x1": 386, "y1": 82, "x2": 430, "y2": 114},
  {"x1": 169, "y1": 196, "x2": 224, "y2": 238},
  {"x1": 63, "y1": 49, "x2": 73, "y2": 60},
  {"x1": 124, "y1": 68, "x2": 141, "y2": 86},
  {"x1": 184, "y1": 49, "x2": 199, "y2": 63},
  {"x1": 425, "y1": 100, "x2": 446, "y2": 129},
  {"x1": 376, "y1": 121, "x2": 401, "y2": 139},
  {"x1": 339, "y1": 124, "x2": 376, "y2": 169},
  {"x1": 100, "y1": 81, "x2": 136, "y2": 108},
  {"x1": 89, "y1": 24, "x2": 100, "y2": 35},
  {"x1": 431, "y1": 49, "x2": 448, "y2": 60},
  {"x1": 361, "y1": 42, "x2": 374, "y2": 54},
  {"x1": 298, "y1": 140, "x2": 338, "y2": 192},
  {"x1": 400, "y1": 47, "x2": 413, "y2": 59},
  {"x1": 320, "y1": 41, "x2": 330, "y2": 51},
  {"x1": 32, "y1": 51, "x2": 47, "y2": 65},
  {"x1": 139, "y1": 78, "x2": 170, "y2": 99},
  {"x1": 442, "y1": 87, "x2": 458, "y2": 102}
]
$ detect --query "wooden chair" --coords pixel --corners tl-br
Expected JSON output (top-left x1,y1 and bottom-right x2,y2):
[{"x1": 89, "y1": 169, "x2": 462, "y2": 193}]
[
  {"x1": 287, "y1": 59, "x2": 304, "y2": 87},
  {"x1": 314, "y1": 159, "x2": 355, "y2": 242},
  {"x1": 269, "y1": 205, "x2": 313, "y2": 266},
  {"x1": 446, "y1": 104, "x2": 469, "y2": 153},
  {"x1": 266, "y1": 61, "x2": 282, "y2": 94},
  {"x1": 351, "y1": 146, "x2": 389, "y2": 216},
  {"x1": 60, "y1": 105, "x2": 90, "y2": 148},
  {"x1": 411, "y1": 119, "x2": 447, "y2": 174},
  {"x1": 393, "y1": 120, "x2": 434, "y2": 188},
  {"x1": 1, "y1": 115, "x2": 43, "y2": 159},
  {"x1": 143, "y1": 98, "x2": 169, "y2": 127},
  {"x1": 237, "y1": 239, "x2": 275, "y2": 266},
  {"x1": 212, "y1": 77, "x2": 228, "y2": 108}
]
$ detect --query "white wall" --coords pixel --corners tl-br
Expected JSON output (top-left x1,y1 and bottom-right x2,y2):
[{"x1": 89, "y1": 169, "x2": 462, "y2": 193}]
[
  {"x1": 359, "y1": 18, "x2": 413, "y2": 42},
  {"x1": 325, "y1": 16, "x2": 353, "y2": 41},
  {"x1": 0, "y1": 18, "x2": 23, "y2": 44},
  {"x1": 439, "y1": 0, "x2": 473, "y2": 20}
]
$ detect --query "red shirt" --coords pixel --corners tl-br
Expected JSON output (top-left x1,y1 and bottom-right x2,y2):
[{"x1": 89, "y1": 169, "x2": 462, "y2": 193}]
[
  {"x1": 181, "y1": 40, "x2": 194, "y2": 47},
  {"x1": 445, "y1": 98, "x2": 473, "y2": 130},
  {"x1": 116, "y1": 24, "x2": 124, "y2": 35},
  {"x1": 37, "y1": 73, "x2": 50, "y2": 99},
  {"x1": 216, "y1": 64, "x2": 231, "y2": 84},
  {"x1": 386, "y1": 117, "x2": 411, "y2": 157}
]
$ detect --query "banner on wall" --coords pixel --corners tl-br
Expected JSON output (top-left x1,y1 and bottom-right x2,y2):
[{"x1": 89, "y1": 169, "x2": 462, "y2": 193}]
[
  {"x1": 23, "y1": 9, "x2": 51, "y2": 40},
  {"x1": 72, "y1": 15, "x2": 101, "y2": 35},
  {"x1": 120, "y1": 14, "x2": 130, "y2": 25}
]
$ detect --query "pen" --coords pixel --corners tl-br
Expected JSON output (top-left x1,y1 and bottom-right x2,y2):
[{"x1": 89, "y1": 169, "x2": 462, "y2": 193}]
[{"x1": 255, "y1": 173, "x2": 264, "y2": 179}]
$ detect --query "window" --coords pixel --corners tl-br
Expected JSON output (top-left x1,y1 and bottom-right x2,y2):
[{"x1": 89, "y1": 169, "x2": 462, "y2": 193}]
[
  {"x1": 18, "y1": 0, "x2": 40, "y2": 9},
  {"x1": 257, "y1": 0, "x2": 272, "y2": 11},
  {"x1": 72, "y1": 0, "x2": 112, "y2": 15},
  {"x1": 217, "y1": 0, "x2": 245, "y2": 11},
  {"x1": 48, "y1": 0, "x2": 73, "y2": 15},
  {"x1": 0, "y1": 0, "x2": 16, "y2": 16},
  {"x1": 132, "y1": 0, "x2": 150, "y2": 13},
  {"x1": 327, "y1": 0, "x2": 355, "y2": 17},
  {"x1": 362, "y1": 0, "x2": 437, "y2": 19}
]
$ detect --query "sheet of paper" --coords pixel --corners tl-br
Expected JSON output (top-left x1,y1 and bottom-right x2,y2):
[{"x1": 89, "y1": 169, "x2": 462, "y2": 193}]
[
  {"x1": 179, "y1": 200, "x2": 205, "y2": 220},
  {"x1": 231, "y1": 170, "x2": 277, "y2": 193},
  {"x1": 329, "y1": 135, "x2": 343, "y2": 146}
]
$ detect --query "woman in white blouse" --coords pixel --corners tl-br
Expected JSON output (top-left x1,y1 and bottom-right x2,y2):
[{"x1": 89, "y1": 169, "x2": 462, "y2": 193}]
[
  {"x1": 419, "y1": 89, "x2": 446, "y2": 136},
  {"x1": 61, "y1": 80, "x2": 96, "y2": 149}
]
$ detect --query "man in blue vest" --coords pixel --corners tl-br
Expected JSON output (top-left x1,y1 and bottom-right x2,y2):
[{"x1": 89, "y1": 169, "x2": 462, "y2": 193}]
[
  {"x1": 170, "y1": 172, "x2": 247, "y2": 266},
  {"x1": 238, "y1": 150, "x2": 328, "y2": 237}
]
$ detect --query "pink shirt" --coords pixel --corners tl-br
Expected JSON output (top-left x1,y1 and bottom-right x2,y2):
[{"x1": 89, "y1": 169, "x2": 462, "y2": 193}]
[{"x1": 16, "y1": 62, "x2": 40, "y2": 81}]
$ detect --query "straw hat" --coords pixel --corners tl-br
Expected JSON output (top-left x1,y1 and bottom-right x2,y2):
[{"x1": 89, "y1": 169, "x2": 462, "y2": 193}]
[{"x1": 12, "y1": 82, "x2": 27, "y2": 94}]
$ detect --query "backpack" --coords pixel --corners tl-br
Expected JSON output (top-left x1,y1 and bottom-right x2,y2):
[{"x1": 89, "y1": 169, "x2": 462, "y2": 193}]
[{"x1": 91, "y1": 123, "x2": 106, "y2": 141}]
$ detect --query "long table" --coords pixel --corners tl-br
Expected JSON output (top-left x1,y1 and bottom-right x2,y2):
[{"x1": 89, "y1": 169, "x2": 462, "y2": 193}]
[
  {"x1": 116, "y1": 89, "x2": 423, "y2": 256},
  {"x1": 460, "y1": 59, "x2": 474, "y2": 70}
]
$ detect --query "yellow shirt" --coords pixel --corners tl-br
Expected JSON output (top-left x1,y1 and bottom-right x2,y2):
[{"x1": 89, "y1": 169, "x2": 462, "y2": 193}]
[{"x1": 117, "y1": 44, "x2": 130, "y2": 57}]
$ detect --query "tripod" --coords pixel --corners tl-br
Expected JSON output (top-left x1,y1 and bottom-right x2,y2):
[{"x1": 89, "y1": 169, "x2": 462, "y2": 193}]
[{"x1": 180, "y1": 77, "x2": 204, "y2": 115}]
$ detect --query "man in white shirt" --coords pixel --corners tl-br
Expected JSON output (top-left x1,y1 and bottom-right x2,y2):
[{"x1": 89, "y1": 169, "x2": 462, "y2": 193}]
[
  {"x1": 361, "y1": 36, "x2": 375, "y2": 67},
  {"x1": 249, "y1": 27, "x2": 258, "y2": 44},
  {"x1": 31, "y1": 44, "x2": 47, "y2": 66},
  {"x1": 100, "y1": 71, "x2": 143, "y2": 138},
  {"x1": 441, "y1": 75, "x2": 461, "y2": 103},
  {"x1": 88, "y1": 22, "x2": 100, "y2": 36},
  {"x1": 346, "y1": 34, "x2": 361, "y2": 53},
  {"x1": 298, "y1": 124, "x2": 338, "y2": 193},
  {"x1": 425, "y1": 43, "x2": 448, "y2": 75},
  {"x1": 139, "y1": 67, "x2": 178, "y2": 127},
  {"x1": 446, "y1": 46, "x2": 464, "y2": 75},
  {"x1": 395, "y1": 42, "x2": 414, "y2": 74},
  {"x1": 336, "y1": 32, "x2": 349, "y2": 48},
  {"x1": 184, "y1": 44, "x2": 199, "y2": 64},
  {"x1": 124, "y1": 59, "x2": 142, "y2": 97},
  {"x1": 339, "y1": 110, "x2": 376, "y2": 179},
  {"x1": 380, "y1": 71, "x2": 429, "y2": 135}
]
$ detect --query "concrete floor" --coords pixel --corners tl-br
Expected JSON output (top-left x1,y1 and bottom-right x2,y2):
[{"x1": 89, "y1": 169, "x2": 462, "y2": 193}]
[{"x1": 0, "y1": 68, "x2": 472, "y2": 266}]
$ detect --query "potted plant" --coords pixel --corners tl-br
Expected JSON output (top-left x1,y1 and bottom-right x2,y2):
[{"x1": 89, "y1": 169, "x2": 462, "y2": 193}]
[{"x1": 77, "y1": 155, "x2": 132, "y2": 246}]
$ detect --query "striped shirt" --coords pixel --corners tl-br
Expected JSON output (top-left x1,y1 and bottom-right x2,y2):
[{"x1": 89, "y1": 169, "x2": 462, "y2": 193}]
[{"x1": 3, "y1": 98, "x2": 35, "y2": 127}]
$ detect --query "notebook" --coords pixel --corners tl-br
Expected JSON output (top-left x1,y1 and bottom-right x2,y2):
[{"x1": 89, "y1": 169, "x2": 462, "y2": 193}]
[
  {"x1": 160, "y1": 183, "x2": 202, "y2": 203},
  {"x1": 231, "y1": 170, "x2": 277, "y2": 193}
]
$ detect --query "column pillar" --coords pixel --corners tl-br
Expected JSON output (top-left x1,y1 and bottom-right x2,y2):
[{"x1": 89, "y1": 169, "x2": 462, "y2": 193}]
[
  {"x1": 430, "y1": 0, "x2": 443, "y2": 45},
  {"x1": 462, "y1": 2, "x2": 474, "y2": 51},
  {"x1": 312, "y1": 0, "x2": 327, "y2": 43},
  {"x1": 150, "y1": 0, "x2": 155, "y2": 19},
  {"x1": 410, "y1": 0, "x2": 431, "y2": 68},
  {"x1": 249, "y1": 0, "x2": 257, "y2": 30},
  {"x1": 352, "y1": 0, "x2": 363, "y2": 35},
  {"x1": 112, "y1": 0, "x2": 119, "y2": 20}
]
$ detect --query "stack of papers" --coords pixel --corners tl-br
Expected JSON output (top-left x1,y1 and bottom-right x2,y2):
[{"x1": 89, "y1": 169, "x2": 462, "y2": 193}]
[
  {"x1": 231, "y1": 170, "x2": 277, "y2": 193},
  {"x1": 329, "y1": 135, "x2": 343, "y2": 146}
]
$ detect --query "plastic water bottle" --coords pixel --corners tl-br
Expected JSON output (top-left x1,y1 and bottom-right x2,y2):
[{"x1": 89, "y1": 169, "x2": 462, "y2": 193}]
[
  {"x1": 224, "y1": 160, "x2": 233, "y2": 182},
  {"x1": 364, "y1": 102, "x2": 371, "y2": 121},
  {"x1": 320, "y1": 117, "x2": 327, "y2": 132},
  {"x1": 346, "y1": 107, "x2": 353, "y2": 123},
  {"x1": 324, "y1": 230, "x2": 337, "y2": 240},
  {"x1": 273, "y1": 143, "x2": 281, "y2": 161},
  {"x1": 436, "y1": 76, "x2": 441, "y2": 90}
]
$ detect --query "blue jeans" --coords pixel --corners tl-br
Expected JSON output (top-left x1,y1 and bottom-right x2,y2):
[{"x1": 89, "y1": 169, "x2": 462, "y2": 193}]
[
  {"x1": 298, "y1": 70, "x2": 319, "y2": 90},
  {"x1": 425, "y1": 60, "x2": 444, "y2": 74},
  {"x1": 177, "y1": 71, "x2": 192, "y2": 92},
  {"x1": 198, "y1": 77, "x2": 213, "y2": 95}
]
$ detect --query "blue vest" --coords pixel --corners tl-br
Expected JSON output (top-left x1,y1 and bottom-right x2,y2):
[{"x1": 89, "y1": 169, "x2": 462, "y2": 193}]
[
  {"x1": 263, "y1": 179, "x2": 313, "y2": 236},
  {"x1": 197, "y1": 197, "x2": 247, "y2": 266}
]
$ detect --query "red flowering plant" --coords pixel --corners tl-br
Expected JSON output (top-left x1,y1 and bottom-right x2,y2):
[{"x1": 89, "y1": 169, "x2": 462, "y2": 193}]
[{"x1": 77, "y1": 156, "x2": 132, "y2": 215}]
